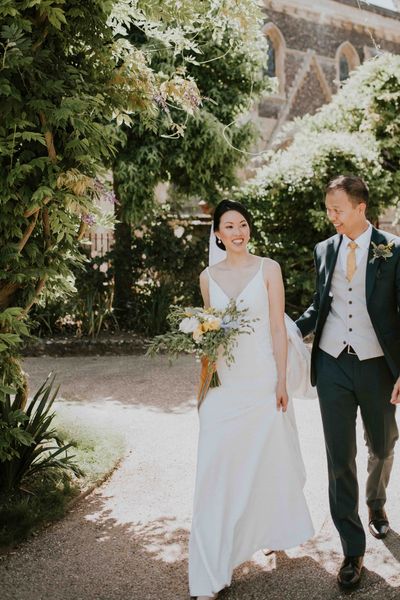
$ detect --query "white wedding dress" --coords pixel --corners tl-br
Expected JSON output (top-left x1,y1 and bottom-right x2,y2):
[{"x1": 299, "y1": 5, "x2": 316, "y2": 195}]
[{"x1": 188, "y1": 258, "x2": 314, "y2": 597}]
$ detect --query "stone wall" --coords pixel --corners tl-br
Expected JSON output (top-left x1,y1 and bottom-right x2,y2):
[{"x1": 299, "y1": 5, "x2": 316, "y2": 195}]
[
  {"x1": 264, "y1": 7, "x2": 400, "y2": 59},
  {"x1": 258, "y1": 0, "x2": 400, "y2": 147}
]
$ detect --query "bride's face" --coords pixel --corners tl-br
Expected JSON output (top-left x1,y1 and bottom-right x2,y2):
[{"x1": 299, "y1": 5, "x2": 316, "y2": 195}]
[{"x1": 216, "y1": 210, "x2": 250, "y2": 253}]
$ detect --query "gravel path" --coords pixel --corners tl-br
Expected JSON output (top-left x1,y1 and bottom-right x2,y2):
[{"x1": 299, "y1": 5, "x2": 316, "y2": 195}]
[{"x1": 1, "y1": 355, "x2": 400, "y2": 600}]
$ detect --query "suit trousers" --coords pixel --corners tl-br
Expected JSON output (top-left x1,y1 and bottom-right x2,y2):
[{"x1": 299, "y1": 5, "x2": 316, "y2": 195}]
[{"x1": 316, "y1": 348, "x2": 398, "y2": 556}]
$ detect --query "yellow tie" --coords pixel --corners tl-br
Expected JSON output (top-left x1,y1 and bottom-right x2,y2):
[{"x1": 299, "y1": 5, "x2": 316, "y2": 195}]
[{"x1": 346, "y1": 241, "x2": 358, "y2": 281}]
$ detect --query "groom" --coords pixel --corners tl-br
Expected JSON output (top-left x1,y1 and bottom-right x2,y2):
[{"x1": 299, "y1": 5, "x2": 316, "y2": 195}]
[{"x1": 296, "y1": 175, "x2": 400, "y2": 590}]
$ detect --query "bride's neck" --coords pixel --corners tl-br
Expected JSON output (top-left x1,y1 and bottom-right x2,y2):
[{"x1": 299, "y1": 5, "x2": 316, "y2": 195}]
[{"x1": 224, "y1": 250, "x2": 252, "y2": 268}]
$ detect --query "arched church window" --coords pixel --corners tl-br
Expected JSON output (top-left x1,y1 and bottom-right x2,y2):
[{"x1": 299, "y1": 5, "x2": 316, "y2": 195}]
[
  {"x1": 262, "y1": 23, "x2": 286, "y2": 96},
  {"x1": 339, "y1": 54, "x2": 350, "y2": 81},
  {"x1": 336, "y1": 42, "x2": 360, "y2": 85},
  {"x1": 266, "y1": 43, "x2": 276, "y2": 78}
]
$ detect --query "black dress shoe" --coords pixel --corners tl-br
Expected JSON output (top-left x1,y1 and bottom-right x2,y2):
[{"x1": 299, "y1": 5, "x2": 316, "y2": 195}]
[
  {"x1": 369, "y1": 508, "x2": 389, "y2": 539},
  {"x1": 337, "y1": 556, "x2": 364, "y2": 589}
]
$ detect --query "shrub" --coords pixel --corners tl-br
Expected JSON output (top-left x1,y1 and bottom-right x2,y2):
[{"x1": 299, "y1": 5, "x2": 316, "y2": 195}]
[
  {"x1": 128, "y1": 208, "x2": 209, "y2": 336},
  {"x1": 31, "y1": 255, "x2": 117, "y2": 338},
  {"x1": 0, "y1": 375, "x2": 82, "y2": 494}
]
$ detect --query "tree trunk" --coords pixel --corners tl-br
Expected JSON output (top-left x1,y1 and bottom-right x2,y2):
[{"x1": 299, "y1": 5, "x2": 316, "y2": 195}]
[{"x1": 113, "y1": 180, "x2": 134, "y2": 327}]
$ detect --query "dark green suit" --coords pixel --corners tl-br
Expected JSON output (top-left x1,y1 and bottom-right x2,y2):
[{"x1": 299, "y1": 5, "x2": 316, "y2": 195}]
[{"x1": 296, "y1": 226, "x2": 400, "y2": 556}]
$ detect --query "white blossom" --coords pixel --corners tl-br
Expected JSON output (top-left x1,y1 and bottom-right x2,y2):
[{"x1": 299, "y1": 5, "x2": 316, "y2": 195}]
[
  {"x1": 179, "y1": 316, "x2": 200, "y2": 333},
  {"x1": 174, "y1": 226, "x2": 185, "y2": 238}
]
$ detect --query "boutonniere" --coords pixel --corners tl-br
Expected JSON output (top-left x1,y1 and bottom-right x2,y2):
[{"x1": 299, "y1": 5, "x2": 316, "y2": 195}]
[{"x1": 369, "y1": 240, "x2": 395, "y2": 264}]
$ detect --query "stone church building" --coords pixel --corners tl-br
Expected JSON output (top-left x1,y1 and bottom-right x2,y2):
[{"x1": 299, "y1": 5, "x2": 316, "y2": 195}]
[
  {"x1": 257, "y1": 0, "x2": 400, "y2": 148},
  {"x1": 249, "y1": 0, "x2": 400, "y2": 232}
]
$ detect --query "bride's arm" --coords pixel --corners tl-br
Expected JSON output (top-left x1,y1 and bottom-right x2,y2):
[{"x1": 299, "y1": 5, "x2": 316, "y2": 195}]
[
  {"x1": 199, "y1": 269, "x2": 210, "y2": 309},
  {"x1": 265, "y1": 260, "x2": 288, "y2": 412}
]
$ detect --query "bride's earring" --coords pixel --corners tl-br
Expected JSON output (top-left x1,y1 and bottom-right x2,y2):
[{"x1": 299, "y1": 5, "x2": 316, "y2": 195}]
[{"x1": 216, "y1": 237, "x2": 224, "y2": 249}]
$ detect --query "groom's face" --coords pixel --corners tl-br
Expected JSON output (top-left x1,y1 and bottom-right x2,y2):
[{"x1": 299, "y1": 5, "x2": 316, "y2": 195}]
[{"x1": 325, "y1": 189, "x2": 367, "y2": 238}]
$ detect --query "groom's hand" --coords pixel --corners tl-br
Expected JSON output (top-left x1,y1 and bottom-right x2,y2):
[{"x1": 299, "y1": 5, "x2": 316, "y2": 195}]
[{"x1": 390, "y1": 376, "x2": 400, "y2": 404}]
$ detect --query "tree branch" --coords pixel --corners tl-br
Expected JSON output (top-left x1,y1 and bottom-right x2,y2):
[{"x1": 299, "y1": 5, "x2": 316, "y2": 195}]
[
  {"x1": 17, "y1": 211, "x2": 39, "y2": 253},
  {"x1": 23, "y1": 277, "x2": 47, "y2": 315},
  {"x1": 21, "y1": 111, "x2": 56, "y2": 221},
  {"x1": 24, "y1": 197, "x2": 51, "y2": 218},
  {"x1": 42, "y1": 207, "x2": 51, "y2": 249},
  {"x1": 77, "y1": 221, "x2": 87, "y2": 241},
  {"x1": 0, "y1": 283, "x2": 20, "y2": 310},
  {"x1": 31, "y1": 27, "x2": 49, "y2": 53},
  {"x1": 39, "y1": 112, "x2": 57, "y2": 162}
]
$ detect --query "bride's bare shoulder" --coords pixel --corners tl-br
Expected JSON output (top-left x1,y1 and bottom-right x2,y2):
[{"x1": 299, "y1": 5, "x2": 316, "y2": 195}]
[
  {"x1": 260, "y1": 256, "x2": 282, "y2": 277},
  {"x1": 199, "y1": 267, "x2": 209, "y2": 282}
]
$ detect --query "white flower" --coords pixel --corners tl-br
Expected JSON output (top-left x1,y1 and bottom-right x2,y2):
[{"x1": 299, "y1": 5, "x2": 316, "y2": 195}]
[
  {"x1": 174, "y1": 226, "x2": 185, "y2": 238},
  {"x1": 179, "y1": 317, "x2": 200, "y2": 333}
]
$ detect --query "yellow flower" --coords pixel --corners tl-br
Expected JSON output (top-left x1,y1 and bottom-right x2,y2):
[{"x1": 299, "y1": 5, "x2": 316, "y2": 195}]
[
  {"x1": 203, "y1": 317, "x2": 221, "y2": 332},
  {"x1": 193, "y1": 325, "x2": 204, "y2": 341}
]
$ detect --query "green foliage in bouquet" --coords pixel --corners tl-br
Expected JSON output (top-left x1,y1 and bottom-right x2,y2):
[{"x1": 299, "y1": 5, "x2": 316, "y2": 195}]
[
  {"x1": 237, "y1": 53, "x2": 400, "y2": 315},
  {"x1": 147, "y1": 299, "x2": 255, "y2": 368},
  {"x1": 148, "y1": 298, "x2": 258, "y2": 404}
]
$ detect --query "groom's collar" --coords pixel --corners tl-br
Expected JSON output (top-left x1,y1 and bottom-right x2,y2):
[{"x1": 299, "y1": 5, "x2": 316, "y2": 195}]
[
  {"x1": 328, "y1": 223, "x2": 384, "y2": 252},
  {"x1": 342, "y1": 222, "x2": 372, "y2": 252}
]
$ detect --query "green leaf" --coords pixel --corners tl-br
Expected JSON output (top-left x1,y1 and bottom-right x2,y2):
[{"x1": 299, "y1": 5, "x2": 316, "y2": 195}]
[
  {"x1": 21, "y1": 132, "x2": 47, "y2": 145},
  {"x1": 46, "y1": 7, "x2": 67, "y2": 30}
]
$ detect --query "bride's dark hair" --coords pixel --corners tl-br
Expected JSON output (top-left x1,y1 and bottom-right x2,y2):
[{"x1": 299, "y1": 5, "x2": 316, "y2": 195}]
[{"x1": 213, "y1": 200, "x2": 252, "y2": 251}]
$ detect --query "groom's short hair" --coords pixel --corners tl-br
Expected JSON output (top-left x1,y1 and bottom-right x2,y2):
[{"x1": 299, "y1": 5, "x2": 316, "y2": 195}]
[{"x1": 326, "y1": 175, "x2": 369, "y2": 206}]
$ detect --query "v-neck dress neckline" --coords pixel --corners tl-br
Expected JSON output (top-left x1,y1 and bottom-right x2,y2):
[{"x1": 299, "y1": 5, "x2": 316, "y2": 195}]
[{"x1": 207, "y1": 257, "x2": 264, "y2": 302}]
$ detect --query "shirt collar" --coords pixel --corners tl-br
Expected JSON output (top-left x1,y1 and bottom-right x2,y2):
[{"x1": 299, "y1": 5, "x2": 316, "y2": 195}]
[{"x1": 343, "y1": 222, "x2": 372, "y2": 251}]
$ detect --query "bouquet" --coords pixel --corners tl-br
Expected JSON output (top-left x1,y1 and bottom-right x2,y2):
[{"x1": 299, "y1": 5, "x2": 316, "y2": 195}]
[{"x1": 146, "y1": 300, "x2": 255, "y2": 406}]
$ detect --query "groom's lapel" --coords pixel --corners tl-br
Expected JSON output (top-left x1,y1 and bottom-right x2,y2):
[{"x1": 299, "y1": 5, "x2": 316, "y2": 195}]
[
  {"x1": 366, "y1": 227, "x2": 384, "y2": 302},
  {"x1": 319, "y1": 235, "x2": 342, "y2": 309},
  {"x1": 324, "y1": 235, "x2": 342, "y2": 289}
]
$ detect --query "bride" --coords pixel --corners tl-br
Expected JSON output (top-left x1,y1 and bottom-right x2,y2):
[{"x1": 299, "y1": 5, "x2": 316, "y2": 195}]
[{"x1": 188, "y1": 199, "x2": 315, "y2": 599}]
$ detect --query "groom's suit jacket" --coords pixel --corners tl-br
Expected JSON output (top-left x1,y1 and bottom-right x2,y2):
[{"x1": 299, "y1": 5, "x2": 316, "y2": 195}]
[{"x1": 296, "y1": 226, "x2": 400, "y2": 386}]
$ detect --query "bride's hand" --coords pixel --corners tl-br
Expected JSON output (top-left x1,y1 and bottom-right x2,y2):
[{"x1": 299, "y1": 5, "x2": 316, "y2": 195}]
[{"x1": 276, "y1": 380, "x2": 289, "y2": 412}]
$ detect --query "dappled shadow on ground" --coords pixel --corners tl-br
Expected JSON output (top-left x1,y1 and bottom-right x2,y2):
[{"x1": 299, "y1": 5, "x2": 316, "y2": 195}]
[
  {"x1": 1, "y1": 490, "x2": 399, "y2": 600},
  {"x1": 0, "y1": 492, "x2": 189, "y2": 600},
  {"x1": 221, "y1": 550, "x2": 400, "y2": 599},
  {"x1": 23, "y1": 355, "x2": 198, "y2": 413}
]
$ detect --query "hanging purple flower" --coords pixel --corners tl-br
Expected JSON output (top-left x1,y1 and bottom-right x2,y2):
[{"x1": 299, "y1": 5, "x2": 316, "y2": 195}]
[
  {"x1": 93, "y1": 177, "x2": 104, "y2": 193},
  {"x1": 82, "y1": 213, "x2": 96, "y2": 226},
  {"x1": 104, "y1": 190, "x2": 119, "y2": 205},
  {"x1": 184, "y1": 88, "x2": 202, "y2": 109},
  {"x1": 153, "y1": 93, "x2": 169, "y2": 112}
]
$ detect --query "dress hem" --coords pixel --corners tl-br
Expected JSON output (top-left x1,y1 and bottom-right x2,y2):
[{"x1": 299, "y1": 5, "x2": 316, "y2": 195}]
[{"x1": 189, "y1": 526, "x2": 315, "y2": 597}]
